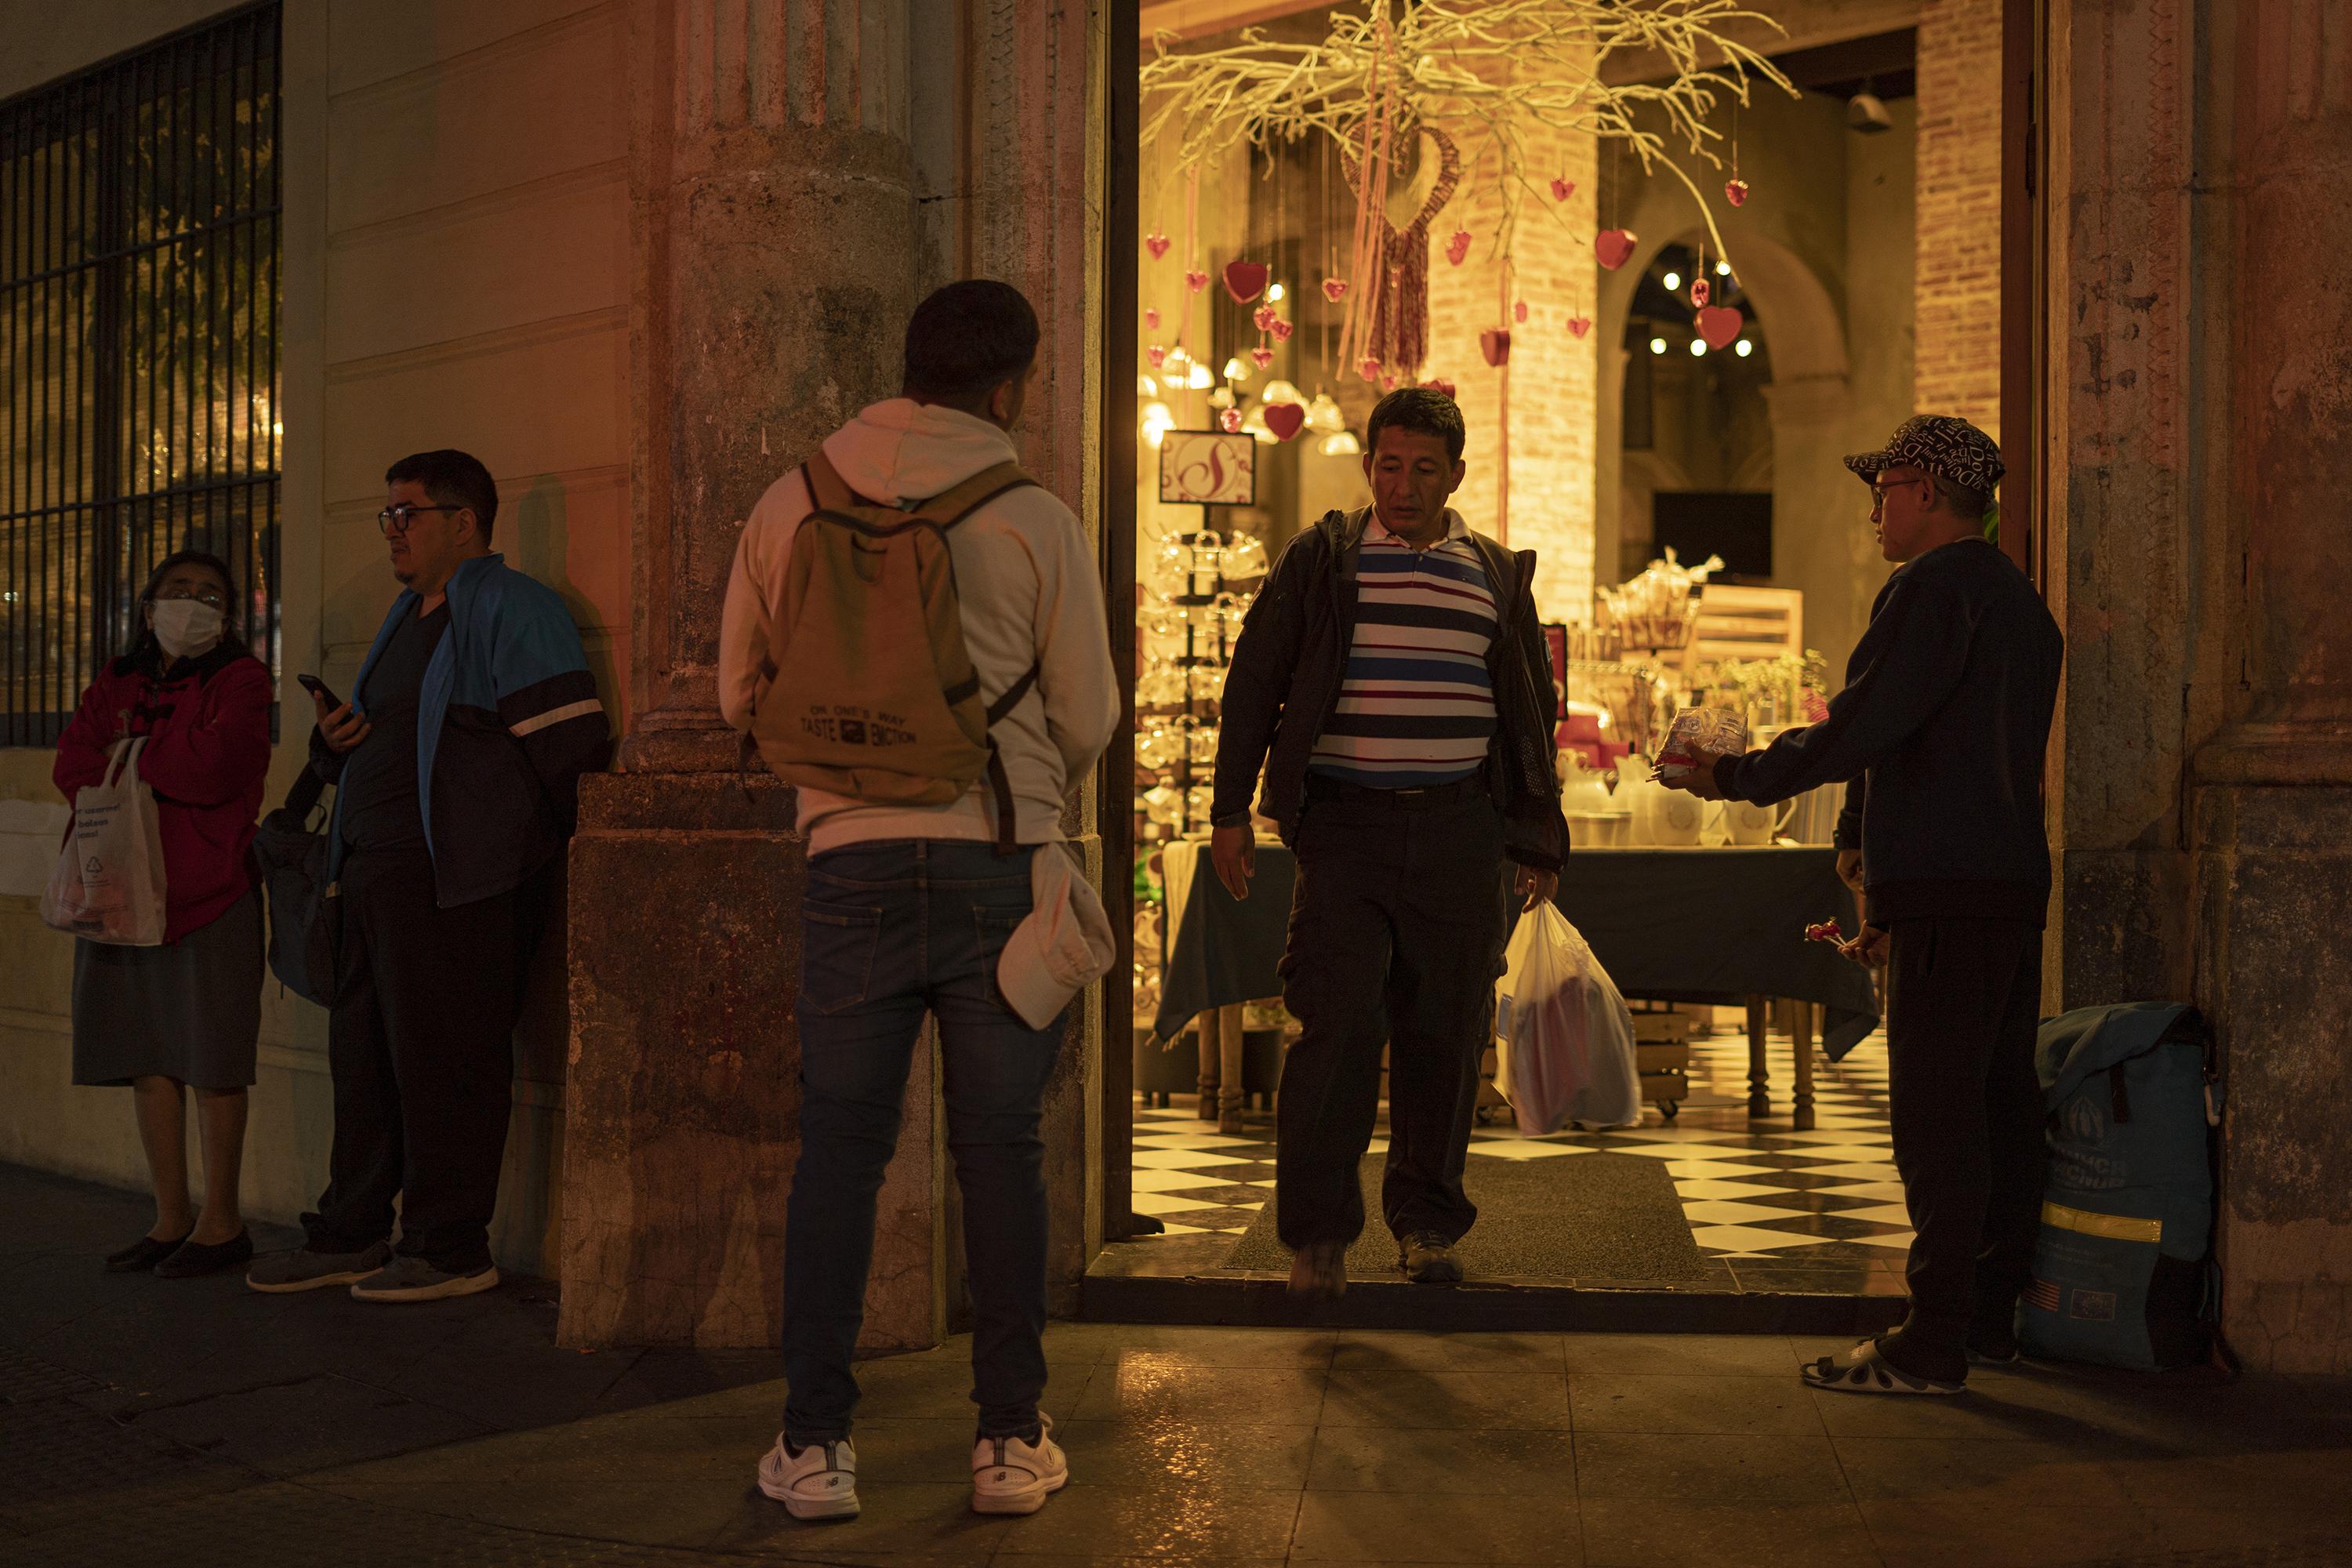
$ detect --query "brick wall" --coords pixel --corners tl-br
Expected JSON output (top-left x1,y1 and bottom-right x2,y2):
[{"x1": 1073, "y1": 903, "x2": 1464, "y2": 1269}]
[
  {"x1": 1914, "y1": 0, "x2": 2002, "y2": 435},
  {"x1": 1423, "y1": 116, "x2": 1599, "y2": 622}
]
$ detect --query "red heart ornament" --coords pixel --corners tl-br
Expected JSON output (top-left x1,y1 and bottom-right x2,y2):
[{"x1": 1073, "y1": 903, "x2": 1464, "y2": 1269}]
[
  {"x1": 1725, "y1": 179, "x2": 1749, "y2": 208},
  {"x1": 1595, "y1": 229, "x2": 1638, "y2": 270},
  {"x1": 1695, "y1": 305, "x2": 1744, "y2": 350},
  {"x1": 1566, "y1": 315, "x2": 1592, "y2": 339},
  {"x1": 1446, "y1": 228, "x2": 1472, "y2": 266},
  {"x1": 1358, "y1": 357, "x2": 1383, "y2": 382},
  {"x1": 1250, "y1": 347, "x2": 1275, "y2": 370},
  {"x1": 1551, "y1": 177, "x2": 1575, "y2": 202},
  {"x1": 1514, "y1": 300, "x2": 1529, "y2": 323},
  {"x1": 1271, "y1": 318, "x2": 1294, "y2": 341},
  {"x1": 1185, "y1": 270, "x2": 1209, "y2": 294},
  {"x1": 1480, "y1": 328, "x2": 1512, "y2": 367},
  {"x1": 1218, "y1": 407, "x2": 1245, "y2": 433},
  {"x1": 1322, "y1": 278, "x2": 1349, "y2": 303},
  {"x1": 1146, "y1": 344, "x2": 1167, "y2": 367},
  {"x1": 1222, "y1": 260, "x2": 1268, "y2": 303},
  {"x1": 1143, "y1": 307, "x2": 1160, "y2": 331},
  {"x1": 1253, "y1": 305, "x2": 1279, "y2": 332},
  {"x1": 1425, "y1": 378, "x2": 1457, "y2": 399},
  {"x1": 1690, "y1": 278, "x2": 1710, "y2": 307},
  {"x1": 1146, "y1": 231, "x2": 1171, "y2": 260},
  {"x1": 1265, "y1": 401, "x2": 1306, "y2": 441}
]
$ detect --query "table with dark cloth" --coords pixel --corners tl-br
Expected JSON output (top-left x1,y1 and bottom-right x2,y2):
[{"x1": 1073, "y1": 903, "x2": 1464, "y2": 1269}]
[{"x1": 1150, "y1": 838, "x2": 1874, "y2": 1125}]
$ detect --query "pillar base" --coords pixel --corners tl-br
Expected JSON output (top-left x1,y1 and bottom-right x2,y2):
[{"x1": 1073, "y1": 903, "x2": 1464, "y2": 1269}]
[{"x1": 557, "y1": 770, "x2": 939, "y2": 1350}]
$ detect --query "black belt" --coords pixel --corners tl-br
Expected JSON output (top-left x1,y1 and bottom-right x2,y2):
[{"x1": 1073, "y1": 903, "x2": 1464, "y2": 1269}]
[{"x1": 1305, "y1": 772, "x2": 1486, "y2": 808}]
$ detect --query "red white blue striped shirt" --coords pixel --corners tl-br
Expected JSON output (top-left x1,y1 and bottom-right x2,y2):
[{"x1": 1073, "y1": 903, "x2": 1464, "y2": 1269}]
[{"x1": 1308, "y1": 511, "x2": 1499, "y2": 787}]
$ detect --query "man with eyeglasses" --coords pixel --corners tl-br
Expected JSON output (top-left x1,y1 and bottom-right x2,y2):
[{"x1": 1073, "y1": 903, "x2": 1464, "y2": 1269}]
[
  {"x1": 1665, "y1": 415, "x2": 2064, "y2": 1396},
  {"x1": 248, "y1": 448, "x2": 609, "y2": 1303}
]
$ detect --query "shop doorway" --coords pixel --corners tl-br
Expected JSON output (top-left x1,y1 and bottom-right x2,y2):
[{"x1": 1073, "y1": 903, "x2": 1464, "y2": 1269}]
[{"x1": 1091, "y1": 1, "x2": 2042, "y2": 1329}]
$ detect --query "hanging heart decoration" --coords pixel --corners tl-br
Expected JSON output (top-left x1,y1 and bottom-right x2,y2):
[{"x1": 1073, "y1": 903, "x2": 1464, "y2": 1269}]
[
  {"x1": 1425, "y1": 377, "x2": 1457, "y2": 399},
  {"x1": 1690, "y1": 278, "x2": 1710, "y2": 307},
  {"x1": 1480, "y1": 328, "x2": 1512, "y2": 368},
  {"x1": 1381, "y1": 374, "x2": 1397, "y2": 390},
  {"x1": 1250, "y1": 346, "x2": 1276, "y2": 370},
  {"x1": 1185, "y1": 269, "x2": 1209, "y2": 294},
  {"x1": 1595, "y1": 229, "x2": 1639, "y2": 270},
  {"x1": 1147, "y1": 344, "x2": 1167, "y2": 367},
  {"x1": 1695, "y1": 305, "x2": 1744, "y2": 350},
  {"x1": 1146, "y1": 231, "x2": 1172, "y2": 260},
  {"x1": 1359, "y1": 356, "x2": 1384, "y2": 381},
  {"x1": 1323, "y1": 278, "x2": 1349, "y2": 303},
  {"x1": 1271, "y1": 318, "x2": 1294, "y2": 341},
  {"x1": 1253, "y1": 305, "x2": 1279, "y2": 332},
  {"x1": 1222, "y1": 260, "x2": 1269, "y2": 303},
  {"x1": 1566, "y1": 315, "x2": 1592, "y2": 339},
  {"x1": 1218, "y1": 407, "x2": 1245, "y2": 434},
  {"x1": 1514, "y1": 300, "x2": 1529, "y2": 324},
  {"x1": 1725, "y1": 178, "x2": 1749, "y2": 208},
  {"x1": 1144, "y1": 307, "x2": 1160, "y2": 331},
  {"x1": 1446, "y1": 228, "x2": 1472, "y2": 267},
  {"x1": 1265, "y1": 401, "x2": 1307, "y2": 441},
  {"x1": 1551, "y1": 176, "x2": 1575, "y2": 202}
]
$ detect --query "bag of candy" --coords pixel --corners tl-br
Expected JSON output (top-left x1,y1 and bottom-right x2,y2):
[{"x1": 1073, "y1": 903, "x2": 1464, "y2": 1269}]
[{"x1": 1655, "y1": 707, "x2": 1748, "y2": 782}]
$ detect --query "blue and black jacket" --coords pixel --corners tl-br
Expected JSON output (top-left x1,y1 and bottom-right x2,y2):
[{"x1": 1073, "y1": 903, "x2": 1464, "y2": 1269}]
[{"x1": 311, "y1": 554, "x2": 611, "y2": 908}]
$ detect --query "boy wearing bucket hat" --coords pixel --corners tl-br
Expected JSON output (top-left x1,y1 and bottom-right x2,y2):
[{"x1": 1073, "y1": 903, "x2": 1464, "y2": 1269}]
[{"x1": 1668, "y1": 414, "x2": 2064, "y2": 1395}]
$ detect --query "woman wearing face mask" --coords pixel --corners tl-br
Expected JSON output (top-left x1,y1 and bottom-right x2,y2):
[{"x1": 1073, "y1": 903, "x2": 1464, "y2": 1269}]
[{"x1": 53, "y1": 550, "x2": 274, "y2": 1278}]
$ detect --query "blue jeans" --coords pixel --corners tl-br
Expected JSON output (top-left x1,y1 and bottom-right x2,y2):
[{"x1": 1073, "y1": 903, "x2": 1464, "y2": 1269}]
[{"x1": 781, "y1": 839, "x2": 1064, "y2": 1444}]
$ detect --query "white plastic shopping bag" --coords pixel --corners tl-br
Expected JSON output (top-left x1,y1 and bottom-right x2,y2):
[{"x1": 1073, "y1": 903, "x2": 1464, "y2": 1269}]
[
  {"x1": 41, "y1": 736, "x2": 168, "y2": 946},
  {"x1": 1493, "y1": 903, "x2": 1642, "y2": 1134}
]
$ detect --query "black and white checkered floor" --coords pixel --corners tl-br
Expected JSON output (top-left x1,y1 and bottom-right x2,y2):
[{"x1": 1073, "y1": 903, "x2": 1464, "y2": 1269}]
[{"x1": 1130, "y1": 1029, "x2": 1911, "y2": 1265}]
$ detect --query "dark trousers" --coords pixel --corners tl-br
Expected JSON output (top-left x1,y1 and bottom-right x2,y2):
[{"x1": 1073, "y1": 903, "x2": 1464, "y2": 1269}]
[
  {"x1": 303, "y1": 848, "x2": 549, "y2": 1274},
  {"x1": 1882, "y1": 916, "x2": 2048, "y2": 1380},
  {"x1": 782, "y1": 840, "x2": 1064, "y2": 1445},
  {"x1": 1274, "y1": 784, "x2": 1512, "y2": 1250}
]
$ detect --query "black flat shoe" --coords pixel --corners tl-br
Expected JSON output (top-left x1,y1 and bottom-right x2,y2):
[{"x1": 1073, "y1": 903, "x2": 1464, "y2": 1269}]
[
  {"x1": 105, "y1": 1232, "x2": 194, "y2": 1273},
  {"x1": 154, "y1": 1229, "x2": 253, "y2": 1279}
]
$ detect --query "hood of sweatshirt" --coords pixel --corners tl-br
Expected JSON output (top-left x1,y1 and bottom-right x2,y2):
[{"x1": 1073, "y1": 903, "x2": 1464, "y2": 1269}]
[{"x1": 820, "y1": 397, "x2": 1017, "y2": 508}]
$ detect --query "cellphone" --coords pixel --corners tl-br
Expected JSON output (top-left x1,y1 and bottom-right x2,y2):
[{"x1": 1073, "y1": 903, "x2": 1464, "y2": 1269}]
[{"x1": 297, "y1": 673, "x2": 341, "y2": 709}]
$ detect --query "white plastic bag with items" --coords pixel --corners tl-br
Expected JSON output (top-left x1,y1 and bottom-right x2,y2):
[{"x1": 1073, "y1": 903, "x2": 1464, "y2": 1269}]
[
  {"x1": 1493, "y1": 904, "x2": 1642, "y2": 1134},
  {"x1": 40, "y1": 736, "x2": 168, "y2": 947}
]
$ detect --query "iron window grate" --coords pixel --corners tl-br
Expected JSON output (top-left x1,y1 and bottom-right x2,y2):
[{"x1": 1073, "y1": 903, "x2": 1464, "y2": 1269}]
[{"x1": 1, "y1": 2, "x2": 281, "y2": 748}]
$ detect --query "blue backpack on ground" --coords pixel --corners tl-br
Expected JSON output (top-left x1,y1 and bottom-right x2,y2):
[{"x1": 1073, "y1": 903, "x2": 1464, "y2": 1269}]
[{"x1": 2023, "y1": 1001, "x2": 2218, "y2": 1370}]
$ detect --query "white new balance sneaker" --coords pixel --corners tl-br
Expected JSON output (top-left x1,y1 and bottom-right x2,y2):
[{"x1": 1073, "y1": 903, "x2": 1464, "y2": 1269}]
[
  {"x1": 971, "y1": 1412, "x2": 1069, "y2": 1515},
  {"x1": 756, "y1": 1434, "x2": 859, "y2": 1520}
]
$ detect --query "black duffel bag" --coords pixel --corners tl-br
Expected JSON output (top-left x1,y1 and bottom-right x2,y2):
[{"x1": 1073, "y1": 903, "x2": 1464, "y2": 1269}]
[{"x1": 251, "y1": 767, "x2": 339, "y2": 1005}]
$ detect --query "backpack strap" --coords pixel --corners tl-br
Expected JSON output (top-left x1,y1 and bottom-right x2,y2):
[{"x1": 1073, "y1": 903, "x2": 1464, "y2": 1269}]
[
  {"x1": 978, "y1": 661, "x2": 1041, "y2": 855},
  {"x1": 802, "y1": 450, "x2": 884, "y2": 514},
  {"x1": 913, "y1": 461, "x2": 1038, "y2": 530}
]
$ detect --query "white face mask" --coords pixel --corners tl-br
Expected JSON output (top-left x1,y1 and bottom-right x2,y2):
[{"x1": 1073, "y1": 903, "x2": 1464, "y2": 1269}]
[{"x1": 151, "y1": 599, "x2": 226, "y2": 660}]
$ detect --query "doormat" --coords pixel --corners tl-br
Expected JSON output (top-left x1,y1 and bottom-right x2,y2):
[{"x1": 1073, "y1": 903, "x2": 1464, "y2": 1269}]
[{"x1": 1221, "y1": 1151, "x2": 1710, "y2": 1280}]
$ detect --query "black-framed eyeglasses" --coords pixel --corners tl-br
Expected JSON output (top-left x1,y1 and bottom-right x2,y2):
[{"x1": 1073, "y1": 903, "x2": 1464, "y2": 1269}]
[
  {"x1": 1870, "y1": 476, "x2": 1930, "y2": 508},
  {"x1": 154, "y1": 584, "x2": 229, "y2": 609},
  {"x1": 377, "y1": 504, "x2": 462, "y2": 535}
]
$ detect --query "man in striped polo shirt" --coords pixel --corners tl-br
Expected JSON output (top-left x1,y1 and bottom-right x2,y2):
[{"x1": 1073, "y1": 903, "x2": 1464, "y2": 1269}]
[{"x1": 1210, "y1": 387, "x2": 1567, "y2": 1297}]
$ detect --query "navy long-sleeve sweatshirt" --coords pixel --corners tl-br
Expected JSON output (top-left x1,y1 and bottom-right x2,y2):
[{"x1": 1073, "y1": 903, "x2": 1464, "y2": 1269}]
[{"x1": 1711, "y1": 537, "x2": 2063, "y2": 928}]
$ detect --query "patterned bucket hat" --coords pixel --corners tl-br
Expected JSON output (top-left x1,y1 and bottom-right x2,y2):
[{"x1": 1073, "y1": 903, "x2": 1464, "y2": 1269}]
[{"x1": 1843, "y1": 414, "x2": 2005, "y2": 492}]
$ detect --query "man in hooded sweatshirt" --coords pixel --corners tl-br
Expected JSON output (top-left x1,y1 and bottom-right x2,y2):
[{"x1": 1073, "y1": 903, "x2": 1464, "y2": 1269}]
[{"x1": 718, "y1": 280, "x2": 1119, "y2": 1522}]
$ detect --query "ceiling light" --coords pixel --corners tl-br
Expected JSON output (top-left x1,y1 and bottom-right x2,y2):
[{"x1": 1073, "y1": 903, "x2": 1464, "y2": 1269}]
[
  {"x1": 1186, "y1": 361, "x2": 1214, "y2": 389},
  {"x1": 1689, "y1": 338, "x2": 1708, "y2": 356},
  {"x1": 1261, "y1": 379, "x2": 1301, "y2": 406},
  {"x1": 1305, "y1": 393, "x2": 1345, "y2": 433},
  {"x1": 1734, "y1": 339, "x2": 1754, "y2": 358},
  {"x1": 1267, "y1": 282, "x2": 1286, "y2": 303},
  {"x1": 1318, "y1": 430, "x2": 1363, "y2": 457},
  {"x1": 1223, "y1": 356, "x2": 1250, "y2": 383},
  {"x1": 1661, "y1": 270, "x2": 1682, "y2": 292},
  {"x1": 1848, "y1": 91, "x2": 1893, "y2": 134},
  {"x1": 1715, "y1": 260, "x2": 1731, "y2": 277},
  {"x1": 1136, "y1": 374, "x2": 1157, "y2": 396},
  {"x1": 1649, "y1": 337, "x2": 1667, "y2": 356}
]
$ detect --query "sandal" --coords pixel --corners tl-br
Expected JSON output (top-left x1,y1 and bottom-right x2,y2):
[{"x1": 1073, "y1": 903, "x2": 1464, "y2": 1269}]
[{"x1": 1802, "y1": 1338, "x2": 1965, "y2": 1396}]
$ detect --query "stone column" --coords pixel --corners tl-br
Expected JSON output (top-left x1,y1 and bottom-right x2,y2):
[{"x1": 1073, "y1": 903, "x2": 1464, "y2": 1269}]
[{"x1": 560, "y1": 0, "x2": 936, "y2": 1350}]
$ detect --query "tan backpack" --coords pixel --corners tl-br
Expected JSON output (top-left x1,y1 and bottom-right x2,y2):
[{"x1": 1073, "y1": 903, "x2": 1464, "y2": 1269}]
[{"x1": 749, "y1": 450, "x2": 1040, "y2": 851}]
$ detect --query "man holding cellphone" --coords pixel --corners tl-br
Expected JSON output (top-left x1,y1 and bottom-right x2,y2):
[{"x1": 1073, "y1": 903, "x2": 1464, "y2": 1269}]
[
  {"x1": 1667, "y1": 416, "x2": 2063, "y2": 1396},
  {"x1": 248, "y1": 449, "x2": 608, "y2": 1302}
]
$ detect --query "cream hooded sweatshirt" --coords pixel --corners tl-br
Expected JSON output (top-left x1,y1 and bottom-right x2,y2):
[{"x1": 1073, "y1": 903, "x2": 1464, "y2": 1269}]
[{"x1": 719, "y1": 399, "x2": 1120, "y2": 857}]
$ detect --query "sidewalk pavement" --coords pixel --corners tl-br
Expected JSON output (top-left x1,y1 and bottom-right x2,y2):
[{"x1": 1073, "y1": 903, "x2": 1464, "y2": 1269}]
[{"x1": 5, "y1": 1163, "x2": 2349, "y2": 1568}]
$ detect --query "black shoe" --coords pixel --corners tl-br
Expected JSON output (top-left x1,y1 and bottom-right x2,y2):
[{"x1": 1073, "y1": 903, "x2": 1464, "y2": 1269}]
[
  {"x1": 105, "y1": 1232, "x2": 193, "y2": 1273},
  {"x1": 1399, "y1": 1234, "x2": 1463, "y2": 1284},
  {"x1": 154, "y1": 1229, "x2": 254, "y2": 1279},
  {"x1": 1965, "y1": 1332, "x2": 2022, "y2": 1366}
]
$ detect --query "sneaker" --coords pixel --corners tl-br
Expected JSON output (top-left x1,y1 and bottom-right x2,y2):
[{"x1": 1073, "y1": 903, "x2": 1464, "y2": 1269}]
[
  {"x1": 246, "y1": 1240, "x2": 392, "y2": 1294},
  {"x1": 347, "y1": 1255, "x2": 500, "y2": 1302},
  {"x1": 971, "y1": 1414, "x2": 1068, "y2": 1516},
  {"x1": 1399, "y1": 1233, "x2": 1463, "y2": 1283},
  {"x1": 756, "y1": 1434, "x2": 859, "y2": 1520}
]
